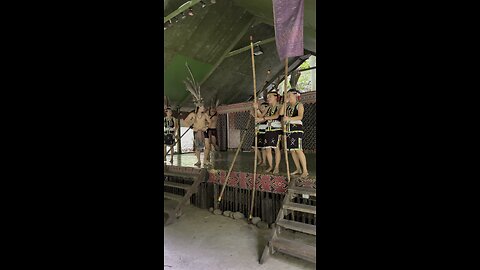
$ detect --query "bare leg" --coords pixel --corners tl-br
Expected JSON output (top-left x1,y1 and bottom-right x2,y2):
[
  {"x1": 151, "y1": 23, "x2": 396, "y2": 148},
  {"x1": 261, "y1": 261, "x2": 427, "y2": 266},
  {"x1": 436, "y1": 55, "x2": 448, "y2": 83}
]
[
  {"x1": 265, "y1": 148, "x2": 273, "y2": 172},
  {"x1": 204, "y1": 138, "x2": 211, "y2": 164},
  {"x1": 290, "y1": 150, "x2": 302, "y2": 174},
  {"x1": 195, "y1": 150, "x2": 201, "y2": 166},
  {"x1": 296, "y1": 150, "x2": 309, "y2": 177},
  {"x1": 164, "y1": 145, "x2": 167, "y2": 161},
  {"x1": 255, "y1": 148, "x2": 262, "y2": 165},
  {"x1": 262, "y1": 149, "x2": 267, "y2": 165},
  {"x1": 211, "y1": 136, "x2": 217, "y2": 151},
  {"x1": 273, "y1": 136, "x2": 281, "y2": 174}
]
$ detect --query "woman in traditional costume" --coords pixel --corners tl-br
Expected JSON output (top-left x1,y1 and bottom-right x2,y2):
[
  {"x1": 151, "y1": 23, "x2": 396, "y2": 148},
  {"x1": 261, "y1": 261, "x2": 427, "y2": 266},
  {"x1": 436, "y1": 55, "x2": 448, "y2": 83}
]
[
  {"x1": 164, "y1": 107, "x2": 177, "y2": 163},
  {"x1": 251, "y1": 102, "x2": 269, "y2": 166},
  {"x1": 255, "y1": 91, "x2": 282, "y2": 174},
  {"x1": 283, "y1": 89, "x2": 308, "y2": 177}
]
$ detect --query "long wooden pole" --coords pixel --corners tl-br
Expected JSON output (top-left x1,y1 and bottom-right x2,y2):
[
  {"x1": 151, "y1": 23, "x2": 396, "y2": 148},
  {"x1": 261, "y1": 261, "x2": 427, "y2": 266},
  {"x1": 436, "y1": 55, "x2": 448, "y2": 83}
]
[
  {"x1": 166, "y1": 125, "x2": 192, "y2": 155},
  {"x1": 217, "y1": 117, "x2": 252, "y2": 203},
  {"x1": 283, "y1": 58, "x2": 291, "y2": 183},
  {"x1": 249, "y1": 36, "x2": 258, "y2": 220}
]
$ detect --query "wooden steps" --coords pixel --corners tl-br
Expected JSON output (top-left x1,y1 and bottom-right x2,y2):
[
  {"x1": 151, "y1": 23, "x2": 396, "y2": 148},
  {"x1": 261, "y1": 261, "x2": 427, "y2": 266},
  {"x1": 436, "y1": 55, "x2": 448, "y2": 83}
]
[
  {"x1": 163, "y1": 167, "x2": 207, "y2": 226},
  {"x1": 164, "y1": 181, "x2": 192, "y2": 190},
  {"x1": 283, "y1": 202, "x2": 316, "y2": 214},
  {"x1": 164, "y1": 171, "x2": 196, "y2": 179},
  {"x1": 259, "y1": 178, "x2": 317, "y2": 265},
  {"x1": 271, "y1": 237, "x2": 316, "y2": 263},
  {"x1": 277, "y1": 219, "x2": 316, "y2": 236},
  {"x1": 289, "y1": 186, "x2": 316, "y2": 196},
  {"x1": 164, "y1": 192, "x2": 184, "y2": 202}
]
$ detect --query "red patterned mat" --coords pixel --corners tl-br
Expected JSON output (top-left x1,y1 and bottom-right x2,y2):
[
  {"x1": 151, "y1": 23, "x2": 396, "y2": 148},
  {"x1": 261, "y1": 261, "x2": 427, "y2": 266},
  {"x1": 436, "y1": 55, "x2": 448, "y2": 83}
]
[{"x1": 208, "y1": 169, "x2": 316, "y2": 194}]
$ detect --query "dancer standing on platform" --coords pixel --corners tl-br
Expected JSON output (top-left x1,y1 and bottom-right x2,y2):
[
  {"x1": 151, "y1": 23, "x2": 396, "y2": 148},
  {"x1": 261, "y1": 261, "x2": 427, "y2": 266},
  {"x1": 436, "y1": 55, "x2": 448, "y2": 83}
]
[
  {"x1": 251, "y1": 102, "x2": 269, "y2": 166},
  {"x1": 184, "y1": 105, "x2": 210, "y2": 167},
  {"x1": 206, "y1": 101, "x2": 219, "y2": 153},
  {"x1": 255, "y1": 91, "x2": 282, "y2": 174},
  {"x1": 283, "y1": 89, "x2": 309, "y2": 177},
  {"x1": 164, "y1": 107, "x2": 178, "y2": 163},
  {"x1": 183, "y1": 62, "x2": 212, "y2": 167}
]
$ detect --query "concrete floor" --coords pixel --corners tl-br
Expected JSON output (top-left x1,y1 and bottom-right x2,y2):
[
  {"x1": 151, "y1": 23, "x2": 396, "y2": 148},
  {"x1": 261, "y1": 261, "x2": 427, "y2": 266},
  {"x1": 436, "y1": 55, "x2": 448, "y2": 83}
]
[
  {"x1": 164, "y1": 202, "x2": 316, "y2": 270},
  {"x1": 165, "y1": 151, "x2": 316, "y2": 179}
]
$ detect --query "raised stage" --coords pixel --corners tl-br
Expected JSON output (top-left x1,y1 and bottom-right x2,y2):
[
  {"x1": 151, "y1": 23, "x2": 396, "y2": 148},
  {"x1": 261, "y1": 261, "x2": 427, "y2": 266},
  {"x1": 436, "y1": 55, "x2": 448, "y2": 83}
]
[
  {"x1": 164, "y1": 151, "x2": 317, "y2": 226},
  {"x1": 168, "y1": 151, "x2": 316, "y2": 176},
  {"x1": 165, "y1": 151, "x2": 317, "y2": 193}
]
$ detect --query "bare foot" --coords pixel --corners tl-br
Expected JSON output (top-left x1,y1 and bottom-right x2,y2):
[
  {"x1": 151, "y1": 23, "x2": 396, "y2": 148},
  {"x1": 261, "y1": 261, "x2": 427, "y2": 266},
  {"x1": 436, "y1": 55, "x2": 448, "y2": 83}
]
[
  {"x1": 291, "y1": 170, "x2": 302, "y2": 175},
  {"x1": 265, "y1": 167, "x2": 273, "y2": 173},
  {"x1": 300, "y1": 172, "x2": 309, "y2": 178},
  {"x1": 273, "y1": 168, "x2": 279, "y2": 174}
]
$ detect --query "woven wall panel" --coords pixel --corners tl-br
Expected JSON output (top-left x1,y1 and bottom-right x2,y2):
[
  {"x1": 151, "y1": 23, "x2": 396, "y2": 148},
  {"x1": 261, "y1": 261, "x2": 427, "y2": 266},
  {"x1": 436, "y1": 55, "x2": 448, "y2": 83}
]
[
  {"x1": 218, "y1": 103, "x2": 317, "y2": 152},
  {"x1": 302, "y1": 103, "x2": 316, "y2": 151},
  {"x1": 217, "y1": 114, "x2": 227, "y2": 151}
]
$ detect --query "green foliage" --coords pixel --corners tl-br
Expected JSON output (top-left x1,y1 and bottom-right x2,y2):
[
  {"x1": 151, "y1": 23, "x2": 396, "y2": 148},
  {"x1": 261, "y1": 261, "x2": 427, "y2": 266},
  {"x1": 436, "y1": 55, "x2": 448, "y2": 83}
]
[
  {"x1": 296, "y1": 60, "x2": 313, "y2": 92},
  {"x1": 282, "y1": 59, "x2": 315, "y2": 92}
]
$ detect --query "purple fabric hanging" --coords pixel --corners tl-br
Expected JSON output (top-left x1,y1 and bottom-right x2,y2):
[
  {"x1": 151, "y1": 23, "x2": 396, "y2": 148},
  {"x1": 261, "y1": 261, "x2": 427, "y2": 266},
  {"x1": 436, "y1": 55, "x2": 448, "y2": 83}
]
[{"x1": 272, "y1": 0, "x2": 305, "y2": 61}]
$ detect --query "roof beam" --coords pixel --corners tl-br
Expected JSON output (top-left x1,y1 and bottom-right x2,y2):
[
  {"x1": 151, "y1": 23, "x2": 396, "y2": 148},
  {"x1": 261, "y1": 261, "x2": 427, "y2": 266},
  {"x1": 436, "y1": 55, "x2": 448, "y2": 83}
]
[
  {"x1": 199, "y1": 16, "x2": 255, "y2": 85},
  {"x1": 177, "y1": 15, "x2": 255, "y2": 108},
  {"x1": 257, "y1": 54, "x2": 311, "y2": 98},
  {"x1": 299, "y1": 66, "x2": 316, "y2": 72},
  {"x1": 225, "y1": 37, "x2": 276, "y2": 58},
  {"x1": 164, "y1": 0, "x2": 202, "y2": 23},
  {"x1": 225, "y1": 55, "x2": 312, "y2": 104}
]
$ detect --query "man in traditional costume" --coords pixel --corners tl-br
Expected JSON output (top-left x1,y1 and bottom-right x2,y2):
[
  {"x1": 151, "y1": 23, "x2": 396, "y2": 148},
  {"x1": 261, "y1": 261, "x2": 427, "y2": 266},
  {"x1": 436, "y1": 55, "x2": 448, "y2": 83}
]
[
  {"x1": 206, "y1": 100, "x2": 219, "y2": 153},
  {"x1": 183, "y1": 63, "x2": 211, "y2": 167}
]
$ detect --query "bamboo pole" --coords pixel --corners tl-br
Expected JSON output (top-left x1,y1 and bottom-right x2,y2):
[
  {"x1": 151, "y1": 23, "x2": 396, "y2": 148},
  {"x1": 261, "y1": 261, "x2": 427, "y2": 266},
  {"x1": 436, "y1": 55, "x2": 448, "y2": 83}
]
[
  {"x1": 166, "y1": 125, "x2": 192, "y2": 155},
  {"x1": 282, "y1": 58, "x2": 291, "y2": 183},
  {"x1": 249, "y1": 36, "x2": 258, "y2": 220},
  {"x1": 217, "y1": 117, "x2": 252, "y2": 203},
  {"x1": 176, "y1": 113, "x2": 181, "y2": 154}
]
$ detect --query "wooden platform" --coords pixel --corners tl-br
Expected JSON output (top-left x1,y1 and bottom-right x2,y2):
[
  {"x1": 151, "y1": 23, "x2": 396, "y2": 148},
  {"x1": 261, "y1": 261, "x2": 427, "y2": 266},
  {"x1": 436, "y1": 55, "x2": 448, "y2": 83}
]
[
  {"x1": 164, "y1": 151, "x2": 316, "y2": 194},
  {"x1": 165, "y1": 151, "x2": 317, "y2": 179}
]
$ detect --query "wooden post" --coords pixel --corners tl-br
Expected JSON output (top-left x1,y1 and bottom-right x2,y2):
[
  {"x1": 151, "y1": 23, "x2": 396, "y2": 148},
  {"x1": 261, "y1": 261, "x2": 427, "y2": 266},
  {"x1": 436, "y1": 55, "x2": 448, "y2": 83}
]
[
  {"x1": 249, "y1": 36, "x2": 258, "y2": 220},
  {"x1": 283, "y1": 58, "x2": 291, "y2": 183},
  {"x1": 213, "y1": 183, "x2": 219, "y2": 210},
  {"x1": 176, "y1": 115, "x2": 181, "y2": 154},
  {"x1": 167, "y1": 126, "x2": 192, "y2": 155},
  {"x1": 218, "y1": 117, "x2": 252, "y2": 202}
]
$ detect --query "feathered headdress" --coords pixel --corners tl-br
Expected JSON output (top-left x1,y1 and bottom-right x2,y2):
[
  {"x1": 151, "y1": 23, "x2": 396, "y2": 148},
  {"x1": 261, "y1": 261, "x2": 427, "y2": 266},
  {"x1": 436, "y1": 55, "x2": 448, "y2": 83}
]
[
  {"x1": 213, "y1": 92, "x2": 220, "y2": 108},
  {"x1": 207, "y1": 94, "x2": 220, "y2": 115},
  {"x1": 184, "y1": 62, "x2": 203, "y2": 107}
]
